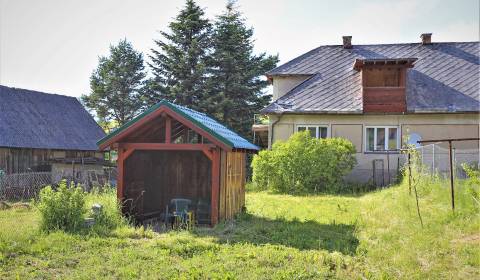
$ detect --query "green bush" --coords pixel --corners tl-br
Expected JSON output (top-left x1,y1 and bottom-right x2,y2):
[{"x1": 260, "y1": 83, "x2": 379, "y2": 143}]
[
  {"x1": 86, "y1": 187, "x2": 128, "y2": 235},
  {"x1": 251, "y1": 131, "x2": 357, "y2": 194},
  {"x1": 37, "y1": 180, "x2": 86, "y2": 233},
  {"x1": 462, "y1": 163, "x2": 480, "y2": 209}
]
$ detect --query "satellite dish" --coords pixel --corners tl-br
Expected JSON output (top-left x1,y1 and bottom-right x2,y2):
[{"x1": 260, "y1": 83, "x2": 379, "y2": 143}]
[{"x1": 407, "y1": 133, "x2": 422, "y2": 148}]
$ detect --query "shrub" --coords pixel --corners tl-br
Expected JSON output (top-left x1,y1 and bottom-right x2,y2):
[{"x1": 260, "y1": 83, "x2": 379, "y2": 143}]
[
  {"x1": 251, "y1": 131, "x2": 357, "y2": 194},
  {"x1": 85, "y1": 187, "x2": 127, "y2": 235},
  {"x1": 462, "y1": 163, "x2": 480, "y2": 208},
  {"x1": 37, "y1": 180, "x2": 86, "y2": 232}
]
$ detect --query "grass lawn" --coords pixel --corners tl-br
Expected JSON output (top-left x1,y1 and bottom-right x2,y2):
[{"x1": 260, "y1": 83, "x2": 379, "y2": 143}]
[{"x1": 0, "y1": 179, "x2": 479, "y2": 279}]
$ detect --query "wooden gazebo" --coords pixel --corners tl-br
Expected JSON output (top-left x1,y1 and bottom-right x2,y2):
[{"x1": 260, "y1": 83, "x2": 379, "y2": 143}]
[{"x1": 97, "y1": 101, "x2": 258, "y2": 225}]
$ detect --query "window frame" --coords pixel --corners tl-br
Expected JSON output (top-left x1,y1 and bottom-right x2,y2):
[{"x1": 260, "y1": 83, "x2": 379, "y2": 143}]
[
  {"x1": 364, "y1": 125, "x2": 399, "y2": 152},
  {"x1": 296, "y1": 124, "x2": 330, "y2": 139}
]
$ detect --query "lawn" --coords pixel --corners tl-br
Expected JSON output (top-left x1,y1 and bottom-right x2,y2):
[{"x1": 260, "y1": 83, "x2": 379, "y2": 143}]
[{"x1": 0, "y1": 178, "x2": 478, "y2": 279}]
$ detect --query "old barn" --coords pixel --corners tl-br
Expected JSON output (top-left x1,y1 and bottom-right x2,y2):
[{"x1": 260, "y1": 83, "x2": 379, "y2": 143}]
[
  {"x1": 98, "y1": 101, "x2": 258, "y2": 226},
  {"x1": 0, "y1": 85, "x2": 106, "y2": 176}
]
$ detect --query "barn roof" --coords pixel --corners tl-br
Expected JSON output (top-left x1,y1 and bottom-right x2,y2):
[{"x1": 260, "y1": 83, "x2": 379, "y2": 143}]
[
  {"x1": 263, "y1": 41, "x2": 480, "y2": 114},
  {"x1": 0, "y1": 85, "x2": 105, "y2": 150},
  {"x1": 97, "y1": 100, "x2": 259, "y2": 151}
]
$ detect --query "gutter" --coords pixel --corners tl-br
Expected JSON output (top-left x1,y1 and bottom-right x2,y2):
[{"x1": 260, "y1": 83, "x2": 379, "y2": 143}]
[{"x1": 269, "y1": 113, "x2": 283, "y2": 149}]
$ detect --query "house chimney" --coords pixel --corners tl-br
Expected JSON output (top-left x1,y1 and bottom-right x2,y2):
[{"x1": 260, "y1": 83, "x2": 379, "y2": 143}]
[
  {"x1": 342, "y1": 36, "x2": 352, "y2": 49},
  {"x1": 420, "y1": 33, "x2": 432, "y2": 45}
]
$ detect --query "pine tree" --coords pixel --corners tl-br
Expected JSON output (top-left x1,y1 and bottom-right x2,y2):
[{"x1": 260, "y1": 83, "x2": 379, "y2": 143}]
[
  {"x1": 81, "y1": 39, "x2": 146, "y2": 127},
  {"x1": 147, "y1": 0, "x2": 211, "y2": 110},
  {"x1": 205, "y1": 1, "x2": 278, "y2": 137}
]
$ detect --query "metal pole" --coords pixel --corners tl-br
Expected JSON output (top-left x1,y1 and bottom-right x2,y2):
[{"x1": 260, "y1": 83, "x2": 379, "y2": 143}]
[
  {"x1": 448, "y1": 141, "x2": 455, "y2": 211},
  {"x1": 387, "y1": 151, "x2": 390, "y2": 185},
  {"x1": 408, "y1": 152, "x2": 412, "y2": 195}
]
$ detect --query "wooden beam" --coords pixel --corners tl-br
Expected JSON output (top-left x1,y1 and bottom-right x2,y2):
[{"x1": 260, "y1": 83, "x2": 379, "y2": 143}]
[
  {"x1": 202, "y1": 148, "x2": 213, "y2": 161},
  {"x1": 165, "y1": 116, "x2": 171, "y2": 143},
  {"x1": 122, "y1": 143, "x2": 214, "y2": 151},
  {"x1": 162, "y1": 107, "x2": 232, "y2": 151},
  {"x1": 123, "y1": 148, "x2": 135, "y2": 161},
  {"x1": 99, "y1": 105, "x2": 232, "y2": 151},
  {"x1": 99, "y1": 107, "x2": 168, "y2": 150},
  {"x1": 117, "y1": 146, "x2": 125, "y2": 202},
  {"x1": 210, "y1": 148, "x2": 220, "y2": 225}
]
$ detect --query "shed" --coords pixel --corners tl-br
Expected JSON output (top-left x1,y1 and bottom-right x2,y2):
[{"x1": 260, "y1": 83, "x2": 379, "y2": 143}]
[{"x1": 98, "y1": 101, "x2": 259, "y2": 225}]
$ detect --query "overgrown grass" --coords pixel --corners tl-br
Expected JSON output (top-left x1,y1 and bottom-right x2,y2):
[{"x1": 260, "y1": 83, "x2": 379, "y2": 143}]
[{"x1": 0, "y1": 178, "x2": 478, "y2": 279}]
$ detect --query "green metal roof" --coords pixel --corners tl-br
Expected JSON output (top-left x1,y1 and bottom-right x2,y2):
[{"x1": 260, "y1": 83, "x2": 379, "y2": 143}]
[{"x1": 97, "y1": 100, "x2": 259, "y2": 151}]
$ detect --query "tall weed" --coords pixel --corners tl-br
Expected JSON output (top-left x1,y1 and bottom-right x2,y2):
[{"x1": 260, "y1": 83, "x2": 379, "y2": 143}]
[{"x1": 37, "y1": 180, "x2": 86, "y2": 233}]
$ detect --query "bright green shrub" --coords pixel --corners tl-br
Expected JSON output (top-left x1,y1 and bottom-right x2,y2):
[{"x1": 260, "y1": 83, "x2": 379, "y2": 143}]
[
  {"x1": 462, "y1": 163, "x2": 480, "y2": 209},
  {"x1": 86, "y1": 188, "x2": 127, "y2": 234},
  {"x1": 37, "y1": 180, "x2": 86, "y2": 232},
  {"x1": 251, "y1": 131, "x2": 357, "y2": 194}
]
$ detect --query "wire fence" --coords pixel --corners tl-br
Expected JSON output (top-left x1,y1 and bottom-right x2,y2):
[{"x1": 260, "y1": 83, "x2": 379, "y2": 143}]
[
  {"x1": 0, "y1": 168, "x2": 117, "y2": 201},
  {"x1": 412, "y1": 143, "x2": 479, "y2": 179}
]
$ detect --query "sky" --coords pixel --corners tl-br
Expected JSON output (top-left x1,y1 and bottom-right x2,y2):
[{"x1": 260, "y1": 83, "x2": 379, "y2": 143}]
[{"x1": 0, "y1": 0, "x2": 478, "y2": 98}]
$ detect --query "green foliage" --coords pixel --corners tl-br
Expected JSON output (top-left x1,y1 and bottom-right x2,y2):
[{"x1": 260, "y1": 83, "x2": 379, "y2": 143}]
[
  {"x1": 147, "y1": 0, "x2": 278, "y2": 138},
  {"x1": 86, "y1": 188, "x2": 128, "y2": 235},
  {"x1": 1, "y1": 178, "x2": 479, "y2": 279},
  {"x1": 203, "y1": 1, "x2": 278, "y2": 137},
  {"x1": 37, "y1": 180, "x2": 86, "y2": 233},
  {"x1": 462, "y1": 163, "x2": 480, "y2": 208},
  {"x1": 147, "y1": 0, "x2": 212, "y2": 110},
  {"x1": 81, "y1": 39, "x2": 146, "y2": 126},
  {"x1": 252, "y1": 131, "x2": 357, "y2": 194}
]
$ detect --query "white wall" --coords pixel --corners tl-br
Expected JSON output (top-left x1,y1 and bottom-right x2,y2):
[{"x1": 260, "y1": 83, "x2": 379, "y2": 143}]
[{"x1": 272, "y1": 75, "x2": 311, "y2": 100}]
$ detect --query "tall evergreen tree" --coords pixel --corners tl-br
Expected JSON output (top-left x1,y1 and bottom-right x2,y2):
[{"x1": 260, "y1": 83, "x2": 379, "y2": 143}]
[
  {"x1": 205, "y1": 1, "x2": 278, "y2": 137},
  {"x1": 82, "y1": 39, "x2": 146, "y2": 128},
  {"x1": 147, "y1": 0, "x2": 211, "y2": 110}
]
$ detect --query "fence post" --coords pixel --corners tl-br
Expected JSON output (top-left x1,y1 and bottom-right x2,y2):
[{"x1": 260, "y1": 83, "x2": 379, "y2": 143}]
[
  {"x1": 408, "y1": 152, "x2": 412, "y2": 195},
  {"x1": 448, "y1": 141, "x2": 455, "y2": 211}
]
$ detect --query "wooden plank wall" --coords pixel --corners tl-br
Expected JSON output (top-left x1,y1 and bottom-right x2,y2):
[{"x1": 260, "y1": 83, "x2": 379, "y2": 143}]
[
  {"x1": 219, "y1": 151, "x2": 246, "y2": 221},
  {"x1": 0, "y1": 148, "x2": 53, "y2": 174},
  {"x1": 124, "y1": 150, "x2": 212, "y2": 221},
  {"x1": 362, "y1": 66, "x2": 407, "y2": 113}
]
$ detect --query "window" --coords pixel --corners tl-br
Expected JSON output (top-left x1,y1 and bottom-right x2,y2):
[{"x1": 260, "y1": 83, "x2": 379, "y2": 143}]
[
  {"x1": 364, "y1": 67, "x2": 401, "y2": 87},
  {"x1": 365, "y1": 126, "x2": 399, "y2": 152},
  {"x1": 297, "y1": 125, "x2": 329, "y2": 139}
]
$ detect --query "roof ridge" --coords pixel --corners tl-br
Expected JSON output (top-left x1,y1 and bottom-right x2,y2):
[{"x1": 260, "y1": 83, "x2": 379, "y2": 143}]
[
  {"x1": 267, "y1": 41, "x2": 479, "y2": 76},
  {"x1": 0, "y1": 84, "x2": 77, "y2": 100}
]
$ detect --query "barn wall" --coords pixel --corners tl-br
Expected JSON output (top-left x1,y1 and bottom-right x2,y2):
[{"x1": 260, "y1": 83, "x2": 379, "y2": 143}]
[
  {"x1": 219, "y1": 151, "x2": 246, "y2": 221},
  {"x1": 0, "y1": 148, "x2": 105, "y2": 175},
  {"x1": 124, "y1": 150, "x2": 212, "y2": 222},
  {"x1": 0, "y1": 148, "x2": 53, "y2": 174}
]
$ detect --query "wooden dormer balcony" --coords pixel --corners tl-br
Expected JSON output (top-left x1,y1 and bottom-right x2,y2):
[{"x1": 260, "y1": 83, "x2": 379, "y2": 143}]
[
  {"x1": 363, "y1": 87, "x2": 406, "y2": 113},
  {"x1": 354, "y1": 57, "x2": 417, "y2": 114}
]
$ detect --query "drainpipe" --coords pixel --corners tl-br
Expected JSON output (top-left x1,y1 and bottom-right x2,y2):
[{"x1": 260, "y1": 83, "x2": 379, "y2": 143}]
[{"x1": 269, "y1": 113, "x2": 283, "y2": 149}]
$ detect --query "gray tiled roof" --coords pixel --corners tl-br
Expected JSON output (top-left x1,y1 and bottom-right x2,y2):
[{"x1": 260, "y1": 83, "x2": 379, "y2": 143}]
[
  {"x1": 262, "y1": 42, "x2": 480, "y2": 114},
  {"x1": 0, "y1": 85, "x2": 106, "y2": 150}
]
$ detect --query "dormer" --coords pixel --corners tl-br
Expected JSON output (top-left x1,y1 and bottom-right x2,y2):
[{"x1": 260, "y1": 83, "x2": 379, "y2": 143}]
[{"x1": 354, "y1": 58, "x2": 417, "y2": 113}]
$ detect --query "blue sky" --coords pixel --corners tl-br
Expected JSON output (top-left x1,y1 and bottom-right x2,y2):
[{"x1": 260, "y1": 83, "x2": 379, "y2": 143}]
[{"x1": 0, "y1": 0, "x2": 478, "y2": 97}]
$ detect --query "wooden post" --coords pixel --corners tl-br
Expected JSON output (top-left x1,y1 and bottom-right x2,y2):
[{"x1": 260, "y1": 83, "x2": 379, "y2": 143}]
[
  {"x1": 165, "y1": 116, "x2": 171, "y2": 143},
  {"x1": 117, "y1": 145, "x2": 124, "y2": 201},
  {"x1": 448, "y1": 140, "x2": 455, "y2": 211},
  {"x1": 210, "y1": 148, "x2": 220, "y2": 225}
]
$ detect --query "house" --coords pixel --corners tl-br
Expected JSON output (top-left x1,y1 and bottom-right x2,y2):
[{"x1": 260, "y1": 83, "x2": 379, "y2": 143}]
[
  {"x1": 260, "y1": 34, "x2": 480, "y2": 184},
  {"x1": 98, "y1": 100, "x2": 258, "y2": 225},
  {"x1": 0, "y1": 85, "x2": 107, "y2": 181}
]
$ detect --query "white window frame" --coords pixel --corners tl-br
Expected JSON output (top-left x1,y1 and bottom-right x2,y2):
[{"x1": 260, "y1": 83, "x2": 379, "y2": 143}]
[
  {"x1": 364, "y1": 126, "x2": 399, "y2": 152},
  {"x1": 296, "y1": 124, "x2": 330, "y2": 139}
]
